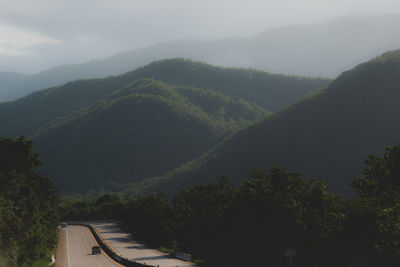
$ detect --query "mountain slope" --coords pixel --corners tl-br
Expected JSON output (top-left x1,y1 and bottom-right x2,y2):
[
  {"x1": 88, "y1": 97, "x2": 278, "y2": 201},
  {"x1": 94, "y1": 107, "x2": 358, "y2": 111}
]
[
  {"x1": 0, "y1": 72, "x2": 28, "y2": 101},
  {"x1": 116, "y1": 59, "x2": 329, "y2": 111},
  {"x1": 143, "y1": 50, "x2": 400, "y2": 196},
  {"x1": 1, "y1": 15, "x2": 399, "y2": 100},
  {"x1": 0, "y1": 58, "x2": 327, "y2": 137},
  {"x1": 33, "y1": 79, "x2": 269, "y2": 192}
]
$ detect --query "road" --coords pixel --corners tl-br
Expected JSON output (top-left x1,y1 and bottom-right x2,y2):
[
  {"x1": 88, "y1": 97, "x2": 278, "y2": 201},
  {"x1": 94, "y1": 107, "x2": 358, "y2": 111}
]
[
  {"x1": 56, "y1": 225, "x2": 122, "y2": 267},
  {"x1": 92, "y1": 222, "x2": 196, "y2": 267}
]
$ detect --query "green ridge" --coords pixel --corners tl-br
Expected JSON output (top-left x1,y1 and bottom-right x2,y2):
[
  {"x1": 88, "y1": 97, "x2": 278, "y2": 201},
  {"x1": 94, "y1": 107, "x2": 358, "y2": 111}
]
[{"x1": 139, "y1": 50, "x2": 400, "y2": 196}]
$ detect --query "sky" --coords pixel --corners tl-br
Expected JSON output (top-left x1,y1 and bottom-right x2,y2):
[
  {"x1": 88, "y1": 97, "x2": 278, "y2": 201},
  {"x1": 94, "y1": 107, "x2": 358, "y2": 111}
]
[{"x1": 0, "y1": 0, "x2": 399, "y2": 73}]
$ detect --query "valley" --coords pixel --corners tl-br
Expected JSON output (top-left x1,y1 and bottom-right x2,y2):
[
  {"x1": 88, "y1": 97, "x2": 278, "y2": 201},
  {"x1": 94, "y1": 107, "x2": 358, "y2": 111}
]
[{"x1": 1, "y1": 6, "x2": 400, "y2": 266}]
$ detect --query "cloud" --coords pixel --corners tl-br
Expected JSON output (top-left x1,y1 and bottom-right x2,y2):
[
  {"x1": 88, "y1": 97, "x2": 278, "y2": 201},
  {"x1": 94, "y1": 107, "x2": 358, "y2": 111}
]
[
  {"x1": 0, "y1": 0, "x2": 399, "y2": 73},
  {"x1": 0, "y1": 23, "x2": 60, "y2": 56},
  {"x1": 1, "y1": 1, "x2": 399, "y2": 39}
]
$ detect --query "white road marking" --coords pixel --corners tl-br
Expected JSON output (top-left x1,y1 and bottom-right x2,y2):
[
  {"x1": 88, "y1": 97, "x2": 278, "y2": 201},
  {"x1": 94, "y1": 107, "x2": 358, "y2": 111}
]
[
  {"x1": 66, "y1": 228, "x2": 71, "y2": 267},
  {"x1": 79, "y1": 233, "x2": 96, "y2": 267}
]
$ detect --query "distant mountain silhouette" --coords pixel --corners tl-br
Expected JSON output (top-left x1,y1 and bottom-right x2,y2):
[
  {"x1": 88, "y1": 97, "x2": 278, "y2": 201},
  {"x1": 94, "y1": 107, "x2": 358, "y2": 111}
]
[{"x1": 1, "y1": 15, "x2": 399, "y2": 100}]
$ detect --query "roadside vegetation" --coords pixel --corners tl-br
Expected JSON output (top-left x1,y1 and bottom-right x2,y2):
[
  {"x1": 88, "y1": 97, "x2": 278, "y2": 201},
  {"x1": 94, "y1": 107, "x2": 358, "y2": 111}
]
[
  {"x1": 0, "y1": 137, "x2": 59, "y2": 267},
  {"x1": 62, "y1": 144, "x2": 400, "y2": 267}
]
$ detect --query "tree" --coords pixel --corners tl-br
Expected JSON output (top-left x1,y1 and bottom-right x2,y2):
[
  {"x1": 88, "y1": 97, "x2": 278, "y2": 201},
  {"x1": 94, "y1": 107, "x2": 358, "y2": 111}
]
[
  {"x1": 172, "y1": 177, "x2": 236, "y2": 256},
  {"x1": 0, "y1": 136, "x2": 59, "y2": 266},
  {"x1": 349, "y1": 145, "x2": 400, "y2": 263},
  {"x1": 122, "y1": 192, "x2": 171, "y2": 247},
  {"x1": 351, "y1": 145, "x2": 400, "y2": 204}
]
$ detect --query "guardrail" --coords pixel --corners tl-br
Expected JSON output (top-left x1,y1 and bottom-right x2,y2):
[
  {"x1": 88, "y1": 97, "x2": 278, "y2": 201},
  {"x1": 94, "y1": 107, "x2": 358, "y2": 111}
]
[
  {"x1": 67, "y1": 222, "x2": 150, "y2": 267},
  {"x1": 176, "y1": 251, "x2": 192, "y2": 261}
]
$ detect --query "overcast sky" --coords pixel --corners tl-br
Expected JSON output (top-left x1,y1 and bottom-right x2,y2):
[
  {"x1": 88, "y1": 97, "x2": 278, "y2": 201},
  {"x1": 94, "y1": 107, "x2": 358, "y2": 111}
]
[{"x1": 0, "y1": 0, "x2": 399, "y2": 73}]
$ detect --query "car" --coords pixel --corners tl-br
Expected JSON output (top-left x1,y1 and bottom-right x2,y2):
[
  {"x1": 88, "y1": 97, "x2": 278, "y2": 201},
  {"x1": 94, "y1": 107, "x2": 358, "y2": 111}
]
[
  {"x1": 92, "y1": 246, "x2": 101, "y2": 255},
  {"x1": 61, "y1": 223, "x2": 67, "y2": 228}
]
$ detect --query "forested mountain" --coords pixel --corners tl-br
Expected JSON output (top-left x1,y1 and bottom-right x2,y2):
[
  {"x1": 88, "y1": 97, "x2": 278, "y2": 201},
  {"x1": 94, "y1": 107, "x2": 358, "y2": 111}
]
[
  {"x1": 0, "y1": 58, "x2": 328, "y2": 138},
  {"x1": 1, "y1": 15, "x2": 398, "y2": 100},
  {"x1": 33, "y1": 78, "x2": 270, "y2": 192},
  {"x1": 116, "y1": 59, "x2": 329, "y2": 111},
  {"x1": 142, "y1": 50, "x2": 400, "y2": 196}
]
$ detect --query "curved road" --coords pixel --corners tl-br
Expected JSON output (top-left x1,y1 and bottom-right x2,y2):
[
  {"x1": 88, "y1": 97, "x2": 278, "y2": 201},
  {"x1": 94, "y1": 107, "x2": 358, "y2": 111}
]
[
  {"x1": 93, "y1": 222, "x2": 196, "y2": 267},
  {"x1": 56, "y1": 225, "x2": 122, "y2": 267}
]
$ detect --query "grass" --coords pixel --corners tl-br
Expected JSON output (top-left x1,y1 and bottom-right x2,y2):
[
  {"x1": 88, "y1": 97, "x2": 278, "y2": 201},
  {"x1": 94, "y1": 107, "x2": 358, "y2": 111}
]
[
  {"x1": 193, "y1": 258, "x2": 207, "y2": 264},
  {"x1": 32, "y1": 259, "x2": 54, "y2": 267},
  {"x1": 158, "y1": 246, "x2": 174, "y2": 254}
]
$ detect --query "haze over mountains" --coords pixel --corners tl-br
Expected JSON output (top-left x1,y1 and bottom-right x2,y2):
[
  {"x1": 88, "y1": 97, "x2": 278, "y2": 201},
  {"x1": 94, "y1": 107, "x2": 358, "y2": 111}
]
[
  {"x1": 1, "y1": 14, "x2": 399, "y2": 196},
  {"x1": 1, "y1": 15, "x2": 400, "y2": 101},
  {"x1": 142, "y1": 50, "x2": 400, "y2": 196},
  {"x1": 3, "y1": 2, "x2": 400, "y2": 265}
]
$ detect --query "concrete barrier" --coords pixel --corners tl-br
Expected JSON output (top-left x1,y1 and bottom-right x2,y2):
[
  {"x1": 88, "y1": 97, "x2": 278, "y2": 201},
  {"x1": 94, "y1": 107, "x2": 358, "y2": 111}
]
[
  {"x1": 176, "y1": 252, "x2": 192, "y2": 261},
  {"x1": 68, "y1": 222, "x2": 149, "y2": 267}
]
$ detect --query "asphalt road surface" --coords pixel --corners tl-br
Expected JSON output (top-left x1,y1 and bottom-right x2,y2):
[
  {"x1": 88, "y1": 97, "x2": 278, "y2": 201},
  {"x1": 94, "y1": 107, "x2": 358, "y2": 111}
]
[
  {"x1": 56, "y1": 225, "x2": 122, "y2": 267},
  {"x1": 92, "y1": 222, "x2": 196, "y2": 267}
]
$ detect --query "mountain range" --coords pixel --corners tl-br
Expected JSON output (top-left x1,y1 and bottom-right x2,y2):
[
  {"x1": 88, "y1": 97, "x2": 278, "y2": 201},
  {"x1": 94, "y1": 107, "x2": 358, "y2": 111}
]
[
  {"x1": 0, "y1": 59, "x2": 327, "y2": 192},
  {"x1": 139, "y1": 50, "x2": 400, "y2": 196},
  {"x1": 1, "y1": 15, "x2": 399, "y2": 101},
  {"x1": 3, "y1": 50, "x2": 400, "y2": 196}
]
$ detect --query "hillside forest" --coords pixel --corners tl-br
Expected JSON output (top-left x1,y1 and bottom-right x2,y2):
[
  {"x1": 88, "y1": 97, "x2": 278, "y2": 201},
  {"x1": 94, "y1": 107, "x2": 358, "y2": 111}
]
[
  {"x1": 138, "y1": 50, "x2": 400, "y2": 197},
  {"x1": 1, "y1": 50, "x2": 400, "y2": 267},
  {"x1": 0, "y1": 59, "x2": 329, "y2": 193},
  {"x1": 62, "y1": 145, "x2": 400, "y2": 267}
]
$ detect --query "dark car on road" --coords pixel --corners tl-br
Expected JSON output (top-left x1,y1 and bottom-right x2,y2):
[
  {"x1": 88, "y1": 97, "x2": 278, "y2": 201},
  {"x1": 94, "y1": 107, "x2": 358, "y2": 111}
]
[{"x1": 92, "y1": 246, "x2": 101, "y2": 255}]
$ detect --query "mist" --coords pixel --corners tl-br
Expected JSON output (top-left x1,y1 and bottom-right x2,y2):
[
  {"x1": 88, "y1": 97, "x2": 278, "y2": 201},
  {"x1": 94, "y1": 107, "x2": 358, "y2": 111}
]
[{"x1": 1, "y1": 0, "x2": 400, "y2": 73}]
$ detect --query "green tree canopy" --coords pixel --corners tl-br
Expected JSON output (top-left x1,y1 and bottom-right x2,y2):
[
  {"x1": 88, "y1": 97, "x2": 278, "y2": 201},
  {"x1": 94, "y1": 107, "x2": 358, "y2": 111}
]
[{"x1": 0, "y1": 136, "x2": 59, "y2": 266}]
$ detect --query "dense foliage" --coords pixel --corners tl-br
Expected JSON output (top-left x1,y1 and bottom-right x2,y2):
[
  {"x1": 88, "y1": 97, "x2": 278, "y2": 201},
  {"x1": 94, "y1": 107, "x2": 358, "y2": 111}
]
[
  {"x1": 0, "y1": 136, "x2": 59, "y2": 266},
  {"x1": 142, "y1": 50, "x2": 400, "y2": 196},
  {"x1": 120, "y1": 58, "x2": 330, "y2": 111},
  {"x1": 32, "y1": 78, "x2": 269, "y2": 192},
  {"x1": 0, "y1": 58, "x2": 327, "y2": 194},
  {"x1": 62, "y1": 145, "x2": 400, "y2": 266}
]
